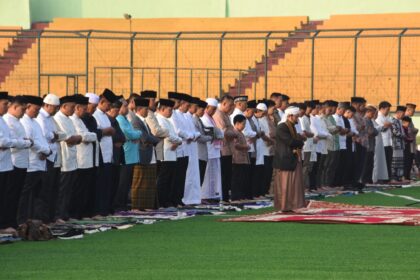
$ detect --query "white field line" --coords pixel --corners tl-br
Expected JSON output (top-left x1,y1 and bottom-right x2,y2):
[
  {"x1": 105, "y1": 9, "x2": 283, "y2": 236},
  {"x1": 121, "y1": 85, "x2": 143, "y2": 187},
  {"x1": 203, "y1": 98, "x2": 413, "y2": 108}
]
[{"x1": 375, "y1": 191, "x2": 420, "y2": 202}]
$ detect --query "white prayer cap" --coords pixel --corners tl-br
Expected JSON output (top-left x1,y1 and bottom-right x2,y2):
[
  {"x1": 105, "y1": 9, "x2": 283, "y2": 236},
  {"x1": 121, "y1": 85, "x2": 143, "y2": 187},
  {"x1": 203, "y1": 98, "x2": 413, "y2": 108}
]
[
  {"x1": 256, "y1": 103, "x2": 267, "y2": 111},
  {"x1": 206, "y1": 98, "x2": 218, "y2": 107},
  {"x1": 43, "y1": 93, "x2": 60, "y2": 106},
  {"x1": 85, "y1": 93, "x2": 99, "y2": 105},
  {"x1": 285, "y1": 106, "x2": 300, "y2": 117}
]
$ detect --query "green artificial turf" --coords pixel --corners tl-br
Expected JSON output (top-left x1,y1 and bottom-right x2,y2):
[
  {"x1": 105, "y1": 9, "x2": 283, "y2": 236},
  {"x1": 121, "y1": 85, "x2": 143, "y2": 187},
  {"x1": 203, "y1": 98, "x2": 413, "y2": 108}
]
[{"x1": 2, "y1": 188, "x2": 420, "y2": 280}]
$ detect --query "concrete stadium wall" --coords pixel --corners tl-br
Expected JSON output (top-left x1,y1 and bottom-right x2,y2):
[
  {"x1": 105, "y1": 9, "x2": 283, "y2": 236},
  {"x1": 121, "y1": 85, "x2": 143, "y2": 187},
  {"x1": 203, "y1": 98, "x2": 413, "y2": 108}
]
[
  {"x1": 0, "y1": 0, "x2": 30, "y2": 28},
  {"x1": 29, "y1": 0, "x2": 226, "y2": 24},
  {"x1": 29, "y1": 0, "x2": 83, "y2": 23},
  {"x1": 3, "y1": 0, "x2": 420, "y2": 29},
  {"x1": 228, "y1": 0, "x2": 420, "y2": 19}
]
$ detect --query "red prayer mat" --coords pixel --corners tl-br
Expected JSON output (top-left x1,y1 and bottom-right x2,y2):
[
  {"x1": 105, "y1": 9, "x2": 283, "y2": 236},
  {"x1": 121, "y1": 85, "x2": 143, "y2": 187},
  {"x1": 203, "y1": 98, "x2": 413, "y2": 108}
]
[{"x1": 222, "y1": 200, "x2": 420, "y2": 226}]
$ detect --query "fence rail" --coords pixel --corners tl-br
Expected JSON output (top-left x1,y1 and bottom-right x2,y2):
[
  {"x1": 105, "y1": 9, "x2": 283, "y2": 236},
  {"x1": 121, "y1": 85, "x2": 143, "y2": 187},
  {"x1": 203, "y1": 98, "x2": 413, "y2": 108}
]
[{"x1": 0, "y1": 27, "x2": 420, "y2": 104}]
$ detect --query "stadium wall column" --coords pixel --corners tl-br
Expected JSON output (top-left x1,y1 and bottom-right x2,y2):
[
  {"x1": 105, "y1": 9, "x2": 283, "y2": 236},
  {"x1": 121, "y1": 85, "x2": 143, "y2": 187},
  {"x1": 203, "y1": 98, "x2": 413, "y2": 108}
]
[
  {"x1": 30, "y1": 0, "x2": 82, "y2": 22},
  {"x1": 0, "y1": 0, "x2": 30, "y2": 28}
]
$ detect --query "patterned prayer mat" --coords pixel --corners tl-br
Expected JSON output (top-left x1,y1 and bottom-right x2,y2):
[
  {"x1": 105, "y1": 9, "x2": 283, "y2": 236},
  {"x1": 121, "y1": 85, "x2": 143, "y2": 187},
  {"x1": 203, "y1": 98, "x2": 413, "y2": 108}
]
[
  {"x1": 222, "y1": 200, "x2": 420, "y2": 226},
  {"x1": 0, "y1": 234, "x2": 21, "y2": 245}
]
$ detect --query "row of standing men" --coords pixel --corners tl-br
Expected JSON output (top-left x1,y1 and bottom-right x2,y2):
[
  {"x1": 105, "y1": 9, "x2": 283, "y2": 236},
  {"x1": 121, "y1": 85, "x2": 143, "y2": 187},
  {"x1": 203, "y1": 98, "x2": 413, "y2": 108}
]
[
  {"x1": 0, "y1": 89, "x2": 279, "y2": 231},
  {"x1": 1, "y1": 89, "x2": 418, "y2": 231}
]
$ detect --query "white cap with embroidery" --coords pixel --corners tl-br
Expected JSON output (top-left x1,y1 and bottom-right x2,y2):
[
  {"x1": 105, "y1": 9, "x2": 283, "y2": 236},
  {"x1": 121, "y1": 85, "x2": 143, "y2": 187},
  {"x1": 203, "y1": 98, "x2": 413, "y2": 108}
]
[
  {"x1": 206, "y1": 98, "x2": 218, "y2": 107},
  {"x1": 85, "y1": 92, "x2": 99, "y2": 104},
  {"x1": 256, "y1": 103, "x2": 267, "y2": 111},
  {"x1": 43, "y1": 93, "x2": 60, "y2": 106}
]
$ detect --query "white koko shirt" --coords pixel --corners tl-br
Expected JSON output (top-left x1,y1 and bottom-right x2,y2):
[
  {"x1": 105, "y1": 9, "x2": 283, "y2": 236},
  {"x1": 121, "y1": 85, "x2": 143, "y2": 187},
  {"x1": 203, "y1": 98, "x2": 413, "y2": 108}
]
[
  {"x1": 93, "y1": 108, "x2": 113, "y2": 164},
  {"x1": 36, "y1": 108, "x2": 60, "y2": 163},
  {"x1": 156, "y1": 113, "x2": 182, "y2": 162},
  {"x1": 375, "y1": 111, "x2": 393, "y2": 147},
  {"x1": 54, "y1": 111, "x2": 78, "y2": 172},
  {"x1": 71, "y1": 114, "x2": 99, "y2": 169},
  {"x1": 20, "y1": 114, "x2": 51, "y2": 172},
  {"x1": 3, "y1": 113, "x2": 32, "y2": 169}
]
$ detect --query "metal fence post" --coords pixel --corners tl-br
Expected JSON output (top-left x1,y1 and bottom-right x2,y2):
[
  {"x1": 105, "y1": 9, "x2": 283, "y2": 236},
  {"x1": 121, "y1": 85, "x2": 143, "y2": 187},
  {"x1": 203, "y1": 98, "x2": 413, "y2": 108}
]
[
  {"x1": 66, "y1": 76, "x2": 69, "y2": 96},
  {"x1": 237, "y1": 70, "x2": 241, "y2": 96},
  {"x1": 311, "y1": 31, "x2": 320, "y2": 100},
  {"x1": 353, "y1": 30, "x2": 363, "y2": 97},
  {"x1": 37, "y1": 31, "x2": 41, "y2": 96},
  {"x1": 158, "y1": 68, "x2": 161, "y2": 97},
  {"x1": 130, "y1": 32, "x2": 136, "y2": 94},
  {"x1": 264, "y1": 32, "x2": 271, "y2": 99},
  {"x1": 311, "y1": 37, "x2": 315, "y2": 100},
  {"x1": 141, "y1": 68, "x2": 144, "y2": 91},
  {"x1": 111, "y1": 68, "x2": 114, "y2": 91},
  {"x1": 254, "y1": 70, "x2": 257, "y2": 99},
  {"x1": 206, "y1": 69, "x2": 209, "y2": 98},
  {"x1": 93, "y1": 67, "x2": 96, "y2": 93},
  {"x1": 86, "y1": 31, "x2": 91, "y2": 93},
  {"x1": 396, "y1": 29, "x2": 407, "y2": 106},
  {"x1": 75, "y1": 75, "x2": 79, "y2": 94},
  {"x1": 175, "y1": 33, "x2": 181, "y2": 92},
  {"x1": 220, "y1": 32, "x2": 226, "y2": 97},
  {"x1": 190, "y1": 68, "x2": 193, "y2": 95}
]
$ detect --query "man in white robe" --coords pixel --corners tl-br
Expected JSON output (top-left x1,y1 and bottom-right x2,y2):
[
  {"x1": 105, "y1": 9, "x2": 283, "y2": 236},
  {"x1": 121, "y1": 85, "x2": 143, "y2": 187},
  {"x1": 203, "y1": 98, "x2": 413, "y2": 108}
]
[
  {"x1": 246, "y1": 100, "x2": 265, "y2": 199},
  {"x1": 333, "y1": 102, "x2": 350, "y2": 187},
  {"x1": 192, "y1": 99, "x2": 213, "y2": 185},
  {"x1": 375, "y1": 101, "x2": 393, "y2": 182},
  {"x1": 299, "y1": 101, "x2": 316, "y2": 190},
  {"x1": 0, "y1": 93, "x2": 30, "y2": 232},
  {"x1": 3, "y1": 95, "x2": 33, "y2": 230},
  {"x1": 309, "y1": 103, "x2": 332, "y2": 190},
  {"x1": 54, "y1": 95, "x2": 82, "y2": 222},
  {"x1": 155, "y1": 99, "x2": 182, "y2": 208},
  {"x1": 35, "y1": 93, "x2": 66, "y2": 223},
  {"x1": 201, "y1": 98, "x2": 224, "y2": 201},
  {"x1": 168, "y1": 92, "x2": 195, "y2": 207},
  {"x1": 182, "y1": 98, "x2": 202, "y2": 205},
  {"x1": 255, "y1": 102, "x2": 276, "y2": 196},
  {"x1": 19, "y1": 96, "x2": 51, "y2": 225},
  {"x1": 93, "y1": 89, "x2": 118, "y2": 216},
  {"x1": 373, "y1": 117, "x2": 389, "y2": 183},
  {"x1": 71, "y1": 95, "x2": 98, "y2": 218}
]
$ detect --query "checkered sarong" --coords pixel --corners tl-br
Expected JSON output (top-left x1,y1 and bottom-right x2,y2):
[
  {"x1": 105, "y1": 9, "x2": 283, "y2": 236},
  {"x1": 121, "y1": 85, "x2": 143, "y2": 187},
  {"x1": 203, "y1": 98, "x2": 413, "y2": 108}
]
[
  {"x1": 391, "y1": 149, "x2": 405, "y2": 180},
  {"x1": 131, "y1": 164, "x2": 158, "y2": 210}
]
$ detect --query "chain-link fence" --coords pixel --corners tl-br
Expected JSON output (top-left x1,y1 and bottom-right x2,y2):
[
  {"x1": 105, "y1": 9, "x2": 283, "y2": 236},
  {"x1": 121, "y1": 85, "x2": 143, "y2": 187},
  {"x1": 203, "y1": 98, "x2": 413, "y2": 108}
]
[{"x1": 0, "y1": 28, "x2": 420, "y2": 105}]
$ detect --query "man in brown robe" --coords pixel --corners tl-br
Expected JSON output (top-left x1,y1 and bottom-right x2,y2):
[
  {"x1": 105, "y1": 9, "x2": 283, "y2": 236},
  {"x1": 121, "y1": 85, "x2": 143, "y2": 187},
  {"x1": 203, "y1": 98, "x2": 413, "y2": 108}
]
[{"x1": 272, "y1": 106, "x2": 305, "y2": 212}]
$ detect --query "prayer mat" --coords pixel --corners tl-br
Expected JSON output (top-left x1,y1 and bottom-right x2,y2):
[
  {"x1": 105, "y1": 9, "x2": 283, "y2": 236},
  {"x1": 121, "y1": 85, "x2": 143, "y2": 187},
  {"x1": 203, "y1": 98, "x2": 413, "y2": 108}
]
[
  {"x1": 67, "y1": 216, "x2": 137, "y2": 225},
  {"x1": 49, "y1": 217, "x2": 139, "y2": 238},
  {"x1": 187, "y1": 201, "x2": 273, "y2": 211},
  {"x1": 190, "y1": 205, "x2": 242, "y2": 212},
  {"x1": 0, "y1": 234, "x2": 22, "y2": 245},
  {"x1": 222, "y1": 200, "x2": 420, "y2": 226},
  {"x1": 113, "y1": 208, "x2": 223, "y2": 219}
]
